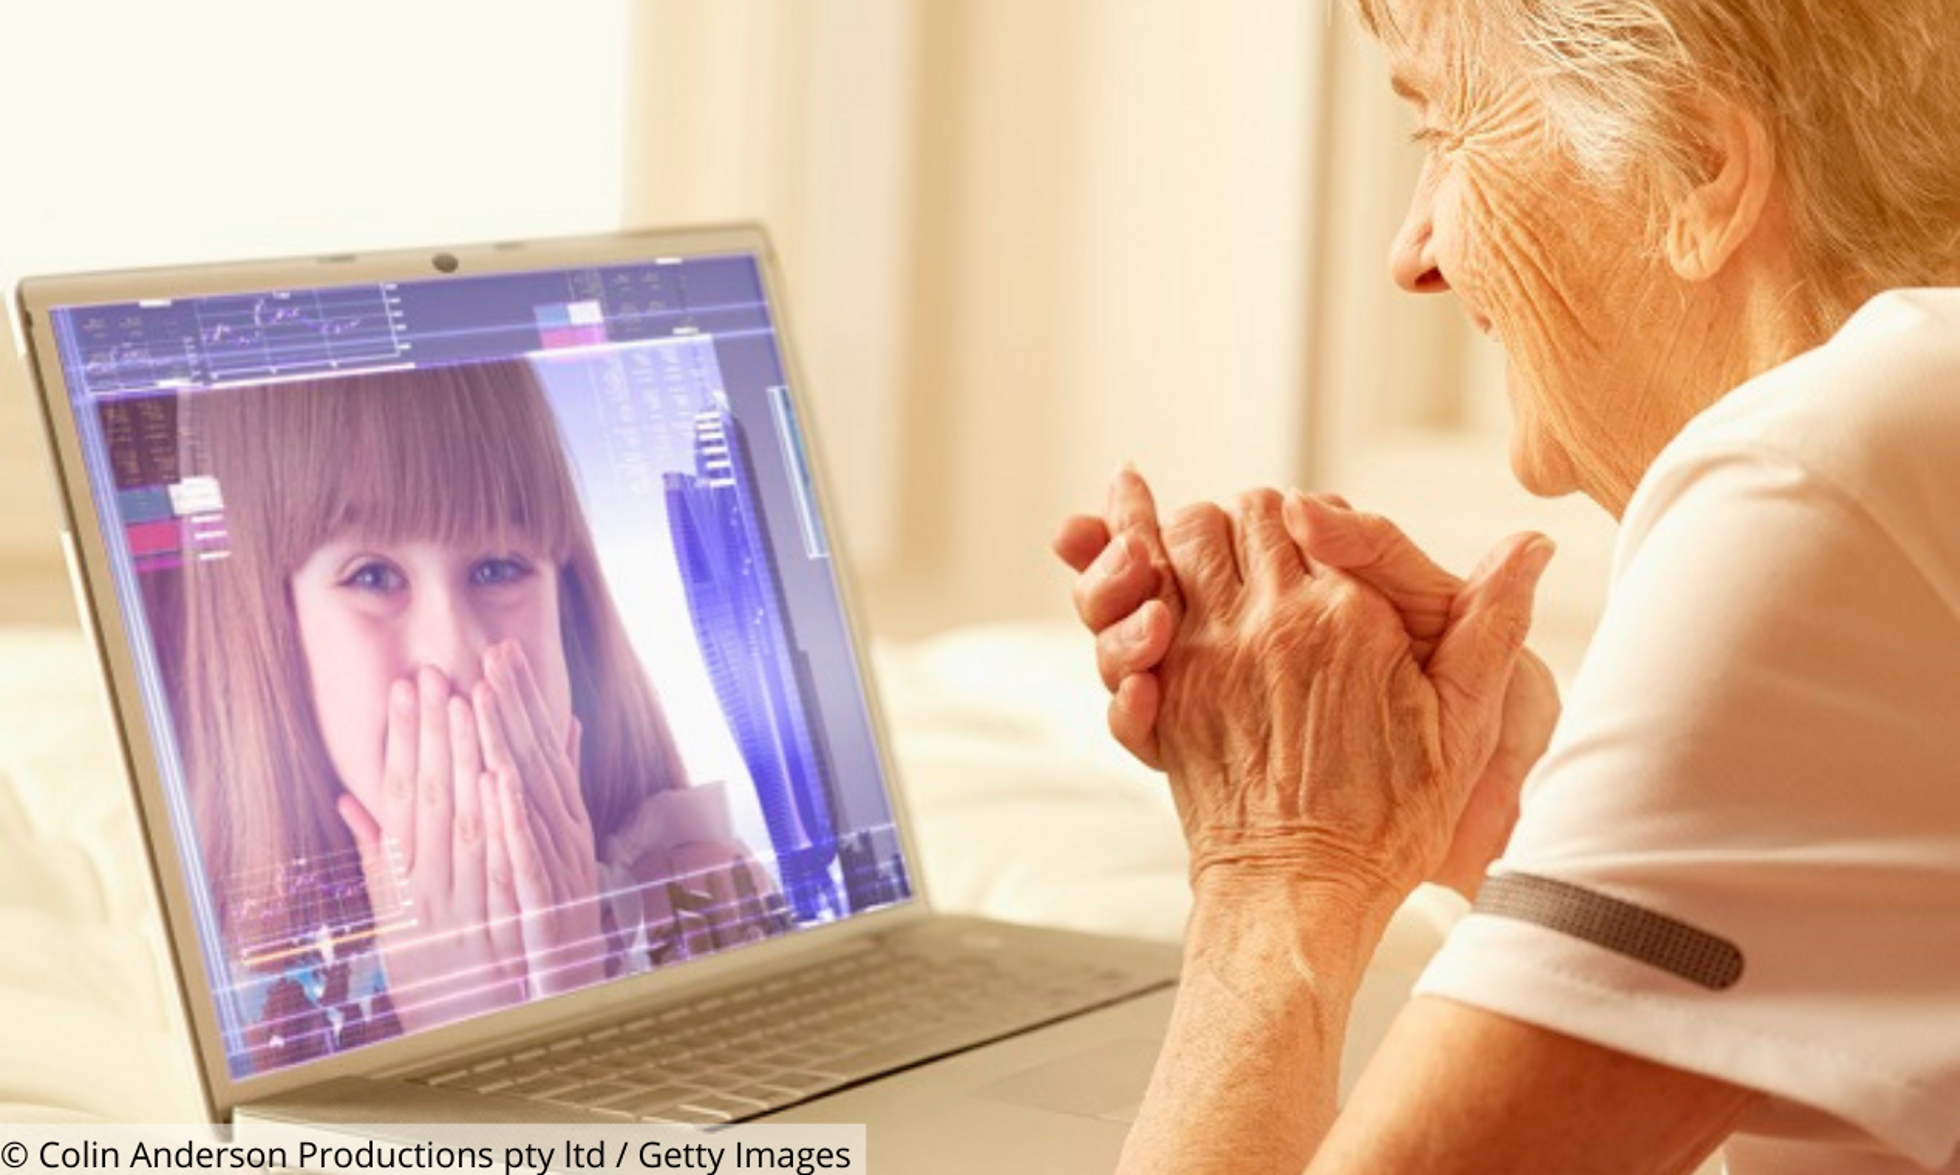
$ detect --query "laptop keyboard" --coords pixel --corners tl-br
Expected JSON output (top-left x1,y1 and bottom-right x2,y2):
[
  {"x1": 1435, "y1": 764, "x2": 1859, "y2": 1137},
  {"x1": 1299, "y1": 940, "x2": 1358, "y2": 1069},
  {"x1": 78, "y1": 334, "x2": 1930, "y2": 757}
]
[{"x1": 411, "y1": 947, "x2": 1158, "y2": 1124}]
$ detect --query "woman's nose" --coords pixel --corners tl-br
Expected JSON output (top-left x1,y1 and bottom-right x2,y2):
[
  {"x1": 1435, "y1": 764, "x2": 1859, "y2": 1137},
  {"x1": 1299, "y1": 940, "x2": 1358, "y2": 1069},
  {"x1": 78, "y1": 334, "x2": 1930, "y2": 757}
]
[
  {"x1": 406, "y1": 591, "x2": 491, "y2": 694},
  {"x1": 1389, "y1": 172, "x2": 1452, "y2": 295}
]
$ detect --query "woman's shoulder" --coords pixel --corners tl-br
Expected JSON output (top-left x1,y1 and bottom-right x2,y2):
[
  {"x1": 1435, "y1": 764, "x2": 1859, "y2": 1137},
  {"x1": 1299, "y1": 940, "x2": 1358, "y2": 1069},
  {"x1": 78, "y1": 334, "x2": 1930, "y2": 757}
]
[
  {"x1": 1622, "y1": 287, "x2": 1960, "y2": 606},
  {"x1": 1674, "y1": 288, "x2": 1959, "y2": 470}
]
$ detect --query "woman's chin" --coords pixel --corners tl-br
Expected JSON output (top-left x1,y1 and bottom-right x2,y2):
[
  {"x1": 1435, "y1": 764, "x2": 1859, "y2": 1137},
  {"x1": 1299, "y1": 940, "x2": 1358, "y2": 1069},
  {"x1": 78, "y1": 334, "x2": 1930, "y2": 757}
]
[
  {"x1": 1508, "y1": 424, "x2": 1578, "y2": 500},
  {"x1": 1502, "y1": 367, "x2": 1575, "y2": 498}
]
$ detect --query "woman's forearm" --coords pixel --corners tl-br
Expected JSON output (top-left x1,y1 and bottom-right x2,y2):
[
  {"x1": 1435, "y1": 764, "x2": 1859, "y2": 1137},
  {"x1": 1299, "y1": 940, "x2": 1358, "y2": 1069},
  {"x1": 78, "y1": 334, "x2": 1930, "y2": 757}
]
[{"x1": 1117, "y1": 877, "x2": 1398, "y2": 1175}]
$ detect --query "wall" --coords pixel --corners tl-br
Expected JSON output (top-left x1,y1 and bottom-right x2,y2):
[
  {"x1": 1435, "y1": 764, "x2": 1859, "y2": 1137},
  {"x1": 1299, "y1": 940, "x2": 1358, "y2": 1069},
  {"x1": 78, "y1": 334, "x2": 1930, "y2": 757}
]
[
  {"x1": 0, "y1": 0, "x2": 628, "y2": 622},
  {"x1": 624, "y1": 0, "x2": 1328, "y2": 636}
]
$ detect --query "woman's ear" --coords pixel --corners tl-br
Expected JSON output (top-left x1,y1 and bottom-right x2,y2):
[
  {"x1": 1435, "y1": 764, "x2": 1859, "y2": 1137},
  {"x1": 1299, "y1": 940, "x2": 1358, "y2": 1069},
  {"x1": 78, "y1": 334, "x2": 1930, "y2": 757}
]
[{"x1": 1667, "y1": 96, "x2": 1776, "y2": 282}]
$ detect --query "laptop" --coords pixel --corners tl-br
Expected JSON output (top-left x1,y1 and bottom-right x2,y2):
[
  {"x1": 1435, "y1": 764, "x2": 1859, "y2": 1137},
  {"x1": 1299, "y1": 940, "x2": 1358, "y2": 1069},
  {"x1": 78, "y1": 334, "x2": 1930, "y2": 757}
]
[{"x1": 13, "y1": 225, "x2": 1185, "y2": 1170}]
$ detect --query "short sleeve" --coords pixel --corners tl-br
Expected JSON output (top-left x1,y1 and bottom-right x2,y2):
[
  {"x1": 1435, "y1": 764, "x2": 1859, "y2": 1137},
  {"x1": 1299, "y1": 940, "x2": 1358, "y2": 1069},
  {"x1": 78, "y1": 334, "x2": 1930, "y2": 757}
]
[{"x1": 1415, "y1": 443, "x2": 1960, "y2": 1170}]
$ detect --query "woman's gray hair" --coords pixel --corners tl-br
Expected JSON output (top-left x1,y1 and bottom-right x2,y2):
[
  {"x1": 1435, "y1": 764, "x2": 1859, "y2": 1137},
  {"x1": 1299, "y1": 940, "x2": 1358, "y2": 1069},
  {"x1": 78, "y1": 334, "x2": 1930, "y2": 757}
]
[{"x1": 1356, "y1": 0, "x2": 1960, "y2": 331}]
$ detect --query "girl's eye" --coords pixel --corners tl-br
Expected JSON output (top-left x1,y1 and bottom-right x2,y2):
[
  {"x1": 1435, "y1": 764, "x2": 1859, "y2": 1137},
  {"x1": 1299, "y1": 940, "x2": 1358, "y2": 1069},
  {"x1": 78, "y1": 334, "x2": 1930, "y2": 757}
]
[
  {"x1": 470, "y1": 557, "x2": 532, "y2": 588},
  {"x1": 342, "y1": 561, "x2": 406, "y2": 594}
]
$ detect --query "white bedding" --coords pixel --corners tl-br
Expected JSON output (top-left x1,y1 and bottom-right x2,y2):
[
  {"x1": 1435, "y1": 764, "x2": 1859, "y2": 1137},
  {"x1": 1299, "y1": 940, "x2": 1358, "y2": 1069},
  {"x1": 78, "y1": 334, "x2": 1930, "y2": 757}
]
[{"x1": 0, "y1": 620, "x2": 1461, "y2": 1122}]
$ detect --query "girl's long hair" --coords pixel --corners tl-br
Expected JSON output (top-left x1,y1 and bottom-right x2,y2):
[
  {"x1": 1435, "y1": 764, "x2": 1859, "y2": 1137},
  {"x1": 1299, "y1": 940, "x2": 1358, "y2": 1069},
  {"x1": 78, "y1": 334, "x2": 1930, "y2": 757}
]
[{"x1": 172, "y1": 358, "x2": 687, "y2": 961}]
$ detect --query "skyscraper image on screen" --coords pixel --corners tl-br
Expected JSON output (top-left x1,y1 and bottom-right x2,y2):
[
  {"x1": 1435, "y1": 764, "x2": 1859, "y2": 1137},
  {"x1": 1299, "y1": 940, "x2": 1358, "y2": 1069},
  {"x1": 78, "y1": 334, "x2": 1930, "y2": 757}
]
[{"x1": 665, "y1": 392, "x2": 844, "y2": 924}]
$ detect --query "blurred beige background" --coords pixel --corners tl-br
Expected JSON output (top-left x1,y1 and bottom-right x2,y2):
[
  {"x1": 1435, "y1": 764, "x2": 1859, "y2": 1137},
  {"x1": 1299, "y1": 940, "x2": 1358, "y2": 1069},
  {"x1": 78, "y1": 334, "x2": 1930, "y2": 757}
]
[{"x1": 2, "y1": 0, "x2": 1616, "y2": 674}]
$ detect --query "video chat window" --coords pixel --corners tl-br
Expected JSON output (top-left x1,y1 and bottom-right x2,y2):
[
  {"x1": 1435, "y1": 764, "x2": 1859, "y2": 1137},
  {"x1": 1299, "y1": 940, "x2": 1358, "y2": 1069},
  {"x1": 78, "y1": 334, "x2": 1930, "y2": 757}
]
[{"x1": 51, "y1": 256, "x2": 911, "y2": 1078}]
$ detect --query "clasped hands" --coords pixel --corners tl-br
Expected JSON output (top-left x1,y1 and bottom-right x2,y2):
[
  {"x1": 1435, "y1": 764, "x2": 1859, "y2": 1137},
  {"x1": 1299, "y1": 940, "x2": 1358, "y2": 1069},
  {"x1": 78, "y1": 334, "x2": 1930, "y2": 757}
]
[{"x1": 1055, "y1": 470, "x2": 1560, "y2": 909}]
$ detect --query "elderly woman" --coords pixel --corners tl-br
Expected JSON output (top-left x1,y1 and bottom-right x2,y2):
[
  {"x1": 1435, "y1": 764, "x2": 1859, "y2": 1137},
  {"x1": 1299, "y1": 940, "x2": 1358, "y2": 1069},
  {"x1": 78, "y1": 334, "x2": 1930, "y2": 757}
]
[{"x1": 1055, "y1": 2, "x2": 1960, "y2": 1173}]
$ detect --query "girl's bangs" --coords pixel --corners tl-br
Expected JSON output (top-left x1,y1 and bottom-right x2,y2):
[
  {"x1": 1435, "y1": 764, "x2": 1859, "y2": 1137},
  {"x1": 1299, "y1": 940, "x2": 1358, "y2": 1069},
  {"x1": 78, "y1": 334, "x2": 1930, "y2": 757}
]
[{"x1": 249, "y1": 359, "x2": 582, "y2": 567}]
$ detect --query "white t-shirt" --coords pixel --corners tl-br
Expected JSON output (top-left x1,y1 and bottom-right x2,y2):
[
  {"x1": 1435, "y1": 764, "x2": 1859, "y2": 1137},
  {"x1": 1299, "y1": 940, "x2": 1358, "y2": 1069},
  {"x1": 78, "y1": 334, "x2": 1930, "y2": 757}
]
[{"x1": 1416, "y1": 289, "x2": 1960, "y2": 1175}]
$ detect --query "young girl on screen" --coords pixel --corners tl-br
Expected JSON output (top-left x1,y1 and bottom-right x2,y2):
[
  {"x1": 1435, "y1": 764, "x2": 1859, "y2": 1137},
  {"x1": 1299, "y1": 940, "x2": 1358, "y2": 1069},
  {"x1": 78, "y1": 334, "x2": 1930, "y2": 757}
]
[{"x1": 169, "y1": 358, "x2": 790, "y2": 1072}]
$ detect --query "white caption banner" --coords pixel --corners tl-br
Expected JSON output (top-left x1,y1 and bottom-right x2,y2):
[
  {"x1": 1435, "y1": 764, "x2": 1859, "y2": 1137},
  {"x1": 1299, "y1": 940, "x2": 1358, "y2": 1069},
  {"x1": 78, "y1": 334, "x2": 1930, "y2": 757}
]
[{"x1": 0, "y1": 1124, "x2": 865, "y2": 1175}]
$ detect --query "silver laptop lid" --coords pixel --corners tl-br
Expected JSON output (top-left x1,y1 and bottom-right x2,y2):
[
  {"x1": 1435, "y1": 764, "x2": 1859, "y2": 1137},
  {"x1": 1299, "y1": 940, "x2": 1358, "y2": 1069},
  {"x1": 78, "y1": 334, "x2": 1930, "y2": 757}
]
[{"x1": 16, "y1": 225, "x2": 923, "y2": 1119}]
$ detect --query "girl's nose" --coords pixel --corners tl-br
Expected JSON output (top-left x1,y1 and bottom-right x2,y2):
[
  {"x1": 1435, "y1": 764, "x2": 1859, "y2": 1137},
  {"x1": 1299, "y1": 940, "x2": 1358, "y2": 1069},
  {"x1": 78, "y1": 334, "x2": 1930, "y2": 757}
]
[{"x1": 406, "y1": 589, "x2": 491, "y2": 695}]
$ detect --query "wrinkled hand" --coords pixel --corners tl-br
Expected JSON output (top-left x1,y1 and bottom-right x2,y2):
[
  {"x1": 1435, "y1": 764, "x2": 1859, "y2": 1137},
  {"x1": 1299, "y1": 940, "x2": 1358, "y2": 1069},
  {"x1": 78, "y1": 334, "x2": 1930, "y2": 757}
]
[
  {"x1": 1434, "y1": 647, "x2": 1557, "y2": 897},
  {"x1": 1053, "y1": 468, "x2": 1183, "y2": 768},
  {"x1": 1120, "y1": 489, "x2": 1554, "y2": 902},
  {"x1": 1056, "y1": 475, "x2": 1560, "y2": 898},
  {"x1": 1279, "y1": 495, "x2": 1560, "y2": 898}
]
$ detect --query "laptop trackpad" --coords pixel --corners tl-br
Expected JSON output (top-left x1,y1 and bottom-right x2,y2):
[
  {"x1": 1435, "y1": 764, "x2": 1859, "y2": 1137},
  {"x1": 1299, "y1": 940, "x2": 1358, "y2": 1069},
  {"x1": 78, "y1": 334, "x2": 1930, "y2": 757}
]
[{"x1": 968, "y1": 1038, "x2": 1160, "y2": 1124}]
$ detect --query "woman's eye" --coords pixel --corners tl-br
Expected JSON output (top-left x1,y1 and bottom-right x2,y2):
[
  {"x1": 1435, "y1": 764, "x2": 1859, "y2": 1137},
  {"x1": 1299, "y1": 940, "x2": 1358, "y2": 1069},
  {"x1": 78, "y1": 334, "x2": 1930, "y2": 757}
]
[
  {"x1": 341, "y1": 561, "x2": 406, "y2": 594},
  {"x1": 1408, "y1": 126, "x2": 1450, "y2": 150},
  {"x1": 470, "y1": 557, "x2": 532, "y2": 588}
]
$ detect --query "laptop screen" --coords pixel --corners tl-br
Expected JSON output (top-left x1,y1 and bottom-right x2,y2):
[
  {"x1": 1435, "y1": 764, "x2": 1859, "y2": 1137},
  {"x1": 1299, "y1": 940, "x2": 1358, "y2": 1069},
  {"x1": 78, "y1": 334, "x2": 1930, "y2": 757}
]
[{"x1": 42, "y1": 250, "x2": 913, "y2": 1079}]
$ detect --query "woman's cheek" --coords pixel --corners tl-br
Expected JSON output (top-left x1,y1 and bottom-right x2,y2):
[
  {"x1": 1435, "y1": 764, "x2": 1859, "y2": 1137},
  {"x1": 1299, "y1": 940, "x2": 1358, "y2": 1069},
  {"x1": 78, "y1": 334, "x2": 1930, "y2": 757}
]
[
  {"x1": 1431, "y1": 160, "x2": 1512, "y2": 315},
  {"x1": 1439, "y1": 159, "x2": 1593, "y2": 497}
]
